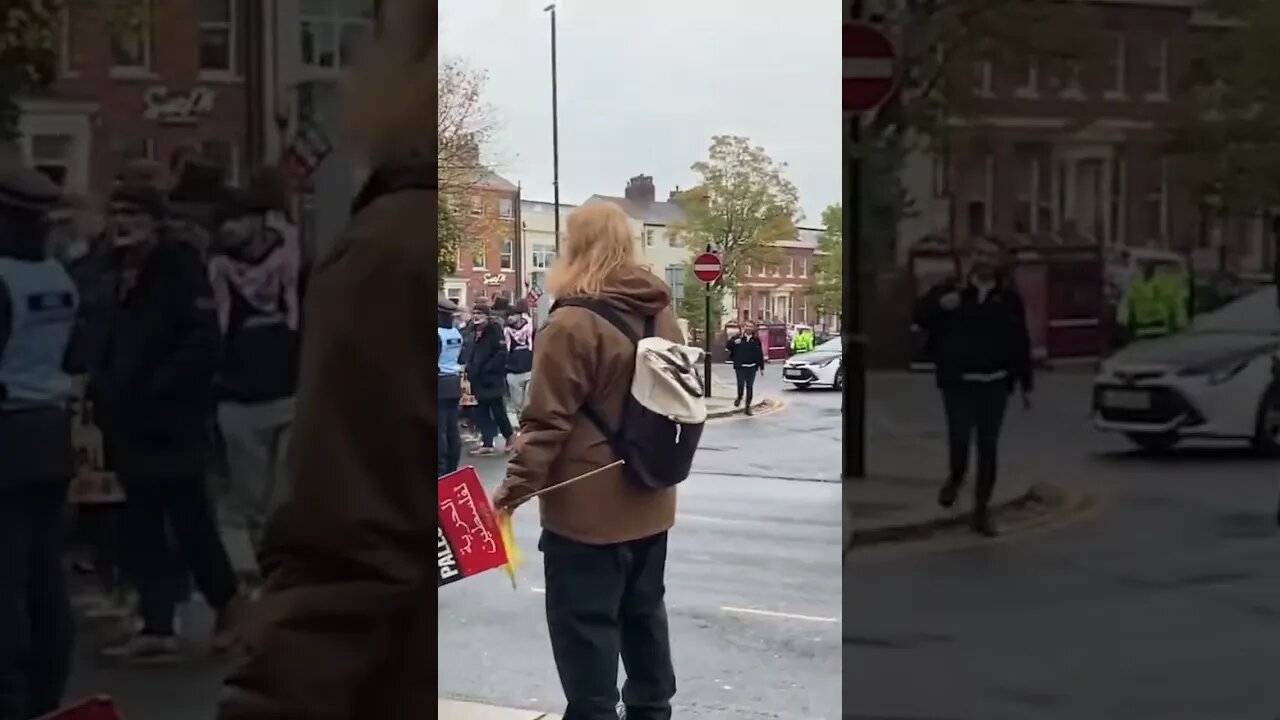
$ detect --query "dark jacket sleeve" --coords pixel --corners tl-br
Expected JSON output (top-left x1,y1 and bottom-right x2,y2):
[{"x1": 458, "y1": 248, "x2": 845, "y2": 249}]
[
  {"x1": 913, "y1": 284, "x2": 946, "y2": 331},
  {"x1": 753, "y1": 338, "x2": 766, "y2": 366},
  {"x1": 148, "y1": 245, "x2": 221, "y2": 400},
  {"x1": 1006, "y1": 290, "x2": 1034, "y2": 392}
]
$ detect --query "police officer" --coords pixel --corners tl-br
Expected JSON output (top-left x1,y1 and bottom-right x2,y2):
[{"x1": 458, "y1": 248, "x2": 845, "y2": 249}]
[
  {"x1": 1127, "y1": 263, "x2": 1179, "y2": 341},
  {"x1": 0, "y1": 163, "x2": 80, "y2": 720},
  {"x1": 438, "y1": 295, "x2": 464, "y2": 476}
]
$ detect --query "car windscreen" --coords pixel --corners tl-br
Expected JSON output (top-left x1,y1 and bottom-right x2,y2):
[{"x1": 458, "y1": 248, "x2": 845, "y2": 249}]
[
  {"x1": 1192, "y1": 288, "x2": 1280, "y2": 335},
  {"x1": 814, "y1": 338, "x2": 841, "y2": 354}
]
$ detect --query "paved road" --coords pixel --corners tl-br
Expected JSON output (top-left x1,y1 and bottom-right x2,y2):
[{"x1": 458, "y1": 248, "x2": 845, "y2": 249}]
[
  {"x1": 438, "y1": 369, "x2": 842, "y2": 719},
  {"x1": 846, "y1": 370, "x2": 1280, "y2": 720}
]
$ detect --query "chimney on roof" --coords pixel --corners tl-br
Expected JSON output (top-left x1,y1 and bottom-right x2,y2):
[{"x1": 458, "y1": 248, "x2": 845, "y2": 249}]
[
  {"x1": 668, "y1": 185, "x2": 682, "y2": 202},
  {"x1": 624, "y1": 175, "x2": 656, "y2": 204}
]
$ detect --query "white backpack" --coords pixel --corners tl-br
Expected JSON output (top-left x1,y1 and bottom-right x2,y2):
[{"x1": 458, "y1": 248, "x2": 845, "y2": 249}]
[{"x1": 551, "y1": 299, "x2": 707, "y2": 488}]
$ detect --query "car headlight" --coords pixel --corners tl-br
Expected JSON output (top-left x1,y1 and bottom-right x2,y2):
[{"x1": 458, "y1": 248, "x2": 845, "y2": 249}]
[
  {"x1": 1177, "y1": 355, "x2": 1255, "y2": 385},
  {"x1": 817, "y1": 357, "x2": 839, "y2": 368}
]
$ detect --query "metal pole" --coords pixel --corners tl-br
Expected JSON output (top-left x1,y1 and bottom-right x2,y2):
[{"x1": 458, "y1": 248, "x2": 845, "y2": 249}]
[
  {"x1": 844, "y1": 0, "x2": 866, "y2": 480},
  {"x1": 704, "y1": 282, "x2": 713, "y2": 398},
  {"x1": 546, "y1": 4, "x2": 561, "y2": 253}
]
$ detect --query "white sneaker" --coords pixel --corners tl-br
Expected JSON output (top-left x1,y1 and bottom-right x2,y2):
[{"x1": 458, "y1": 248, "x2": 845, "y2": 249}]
[{"x1": 99, "y1": 633, "x2": 182, "y2": 664}]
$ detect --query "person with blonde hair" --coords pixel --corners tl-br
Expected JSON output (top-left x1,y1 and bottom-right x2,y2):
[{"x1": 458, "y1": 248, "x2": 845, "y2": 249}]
[
  {"x1": 493, "y1": 202, "x2": 684, "y2": 720},
  {"x1": 218, "y1": 1, "x2": 434, "y2": 718}
]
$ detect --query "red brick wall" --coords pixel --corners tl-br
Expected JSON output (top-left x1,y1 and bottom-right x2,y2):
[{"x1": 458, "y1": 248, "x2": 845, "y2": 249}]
[
  {"x1": 454, "y1": 187, "x2": 521, "y2": 304},
  {"x1": 53, "y1": 2, "x2": 249, "y2": 198}
]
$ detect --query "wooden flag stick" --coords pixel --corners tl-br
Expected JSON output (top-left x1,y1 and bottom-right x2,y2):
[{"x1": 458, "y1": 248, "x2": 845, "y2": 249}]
[{"x1": 522, "y1": 459, "x2": 626, "y2": 500}]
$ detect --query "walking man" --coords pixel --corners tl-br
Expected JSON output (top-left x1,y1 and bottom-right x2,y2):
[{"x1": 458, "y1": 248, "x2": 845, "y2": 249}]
[
  {"x1": 439, "y1": 296, "x2": 464, "y2": 476},
  {"x1": 0, "y1": 163, "x2": 81, "y2": 720},
  {"x1": 467, "y1": 305, "x2": 515, "y2": 455},
  {"x1": 913, "y1": 237, "x2": 1032, "y2": 537},
  {"x1": 726, "y1": 321, "x2": 765, "y2": 415},
  {"x1": 91, "y1": 184, "x2": 246, "y2": 662}
]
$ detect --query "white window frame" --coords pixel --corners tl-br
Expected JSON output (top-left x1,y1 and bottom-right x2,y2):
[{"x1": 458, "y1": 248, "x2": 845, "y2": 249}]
[
  {"x1": 497, "y1": 197, "x2": 513, "y2": 220},
  {"x1": 500, "y1": 239, "x2": 514, "y2": 271},
  {"x1": 1105, "y1": 33, "x2": 1126, "y2": 99},
  {"x1": 471, "y1": 243, "x2": 487, "y2": 270},
  {"x1": 198, "y1": 0, "x2": 238, "y2": 78},
  {"x1": 532, "y1": 243, "x2": 556, "y2": 269},
  {"x1": 799, "y1": 257, "x2": 808, "y2": 278},
  {"x1": 469, "y1": 196, "x2": 483, "y2": 216},
  {"x1": 1015, "y1": 60, "x2": 1038, "y2": 98},
  {"x1": 973, "y1": 59, "x2": 993, "y2": 97},
  {"x1": 1060, "y1": 63, "x2": 1084, "y2": 100},
  {"x1": 299, "y1": 0, "x2": 376, "y2": 72},
  {"x1": 109, "y1": 0, "x2": 153, "y2": 77},
  {"x1": 1145, "y1": 38, "x2": 1169, "y2": 101},
  {"x1": 787, "y1": 256, "x2": 794, "y2": 277},
  {"x1": 59, "y1": 5, "x2": 77, "y2": 78},
  {"x1": 27, "y1": 133, "x2": 74, "y2": 189}
]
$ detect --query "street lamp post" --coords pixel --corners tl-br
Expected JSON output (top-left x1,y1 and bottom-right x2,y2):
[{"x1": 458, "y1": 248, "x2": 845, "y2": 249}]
[{"x1": 545, "y1": 3, "x2": 561, "y2": 253}]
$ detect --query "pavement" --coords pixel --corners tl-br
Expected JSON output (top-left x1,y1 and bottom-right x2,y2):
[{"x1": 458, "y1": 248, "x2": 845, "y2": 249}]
[{"x1": 845, "y1": 369, "x2": 1280, "y2": 719}]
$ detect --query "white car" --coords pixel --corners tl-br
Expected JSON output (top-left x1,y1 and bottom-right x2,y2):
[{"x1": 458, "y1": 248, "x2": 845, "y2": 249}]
[
  {"x1": 1092, "y1": 287, "x2": 1280, "y2": 453},
  {"x1": 782, "y1": 337, "x2": 843, "y2": 390}
]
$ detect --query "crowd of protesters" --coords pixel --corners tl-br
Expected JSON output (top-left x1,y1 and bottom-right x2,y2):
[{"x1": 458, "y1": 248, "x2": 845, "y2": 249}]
[{"x1": 0, "y1": 143, "x2": 304, "y2": 716}]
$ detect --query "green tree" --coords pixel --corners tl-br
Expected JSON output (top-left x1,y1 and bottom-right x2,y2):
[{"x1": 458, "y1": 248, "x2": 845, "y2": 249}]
[
  {"x1": 672, "y1": 135, "x2": 800, "y2": 326},
  {"x1": 677, "y1": 264, "x2": 725, "y2": 339},
  {"x1": 1175, "y1": 0, "x2": 1280, "y2": 215},
  {"x1": 0, "y1": 0, "x2": 60, "y2": 142},
  {"x1": 812, "y1": 203, "x2": 842, "y2": 318}
]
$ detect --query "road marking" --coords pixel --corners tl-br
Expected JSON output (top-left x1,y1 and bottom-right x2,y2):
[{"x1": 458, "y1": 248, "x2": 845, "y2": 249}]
[{"x1": 720, "y1": 605, "x2": 838, "y2": 623}]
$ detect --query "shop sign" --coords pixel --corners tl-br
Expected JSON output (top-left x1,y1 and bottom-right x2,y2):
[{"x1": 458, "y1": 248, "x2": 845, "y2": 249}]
[
  {"x1": 483, "y1": 273, "x2": 507, "y2": 286},
  {"x1": 143, "y1": 87, "x2": 216, "y2": 125}
]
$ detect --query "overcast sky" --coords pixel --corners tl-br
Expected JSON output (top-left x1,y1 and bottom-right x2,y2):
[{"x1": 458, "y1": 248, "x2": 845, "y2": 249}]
[{"x1": 438, "y1": 0, "x2": 841, "y2": 226}]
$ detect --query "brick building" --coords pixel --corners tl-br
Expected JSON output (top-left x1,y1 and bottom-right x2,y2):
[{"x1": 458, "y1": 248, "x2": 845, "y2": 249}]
[
  {"x1": 899, "y1": 0, "x2": 1273, "y2": 275},
  {"x1": 444, "y1": 171, "x2": 523, "y2": 307},
  {"x1": 731, "y1": 227, "x2": 821, "y2": 327},
  {"x1": 18, "y1": 1, "x2": 259, "y2": 201}
]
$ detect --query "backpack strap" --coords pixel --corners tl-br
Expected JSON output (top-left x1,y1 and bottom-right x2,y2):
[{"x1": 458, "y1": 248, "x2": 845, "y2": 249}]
[{"x1": 549, "y1": 297, "x2": 658, "y2": 460}]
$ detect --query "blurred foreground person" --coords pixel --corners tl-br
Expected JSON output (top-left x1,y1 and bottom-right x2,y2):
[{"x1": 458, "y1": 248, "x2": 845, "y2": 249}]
[
  {"x1": 91, "y1": 185, "x2": 246, "y2": 662},
  {"x1": 208, "y1": 187, "x2": 301, "y2": 557},
  {"x1": 0, "y1": 163, "x2": 80, "y2": 720},
  {"x1": 913, "y1": 236, "x2": 1033, "y2": 537},
  {"x1": 493, "y1": 203, "x2": 685, "y2": 720},
  {"x1": 219, "y1": 1, "x2": 435, "y2": 717}
]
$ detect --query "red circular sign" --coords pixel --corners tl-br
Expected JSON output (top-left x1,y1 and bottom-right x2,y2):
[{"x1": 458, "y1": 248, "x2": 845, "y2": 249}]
[
  {"x1": 844, "y1": 22, "x2": 898, "y2": 114},
  {"x1": 692, "y1": 252, "x2": 723, "y2": 284}
]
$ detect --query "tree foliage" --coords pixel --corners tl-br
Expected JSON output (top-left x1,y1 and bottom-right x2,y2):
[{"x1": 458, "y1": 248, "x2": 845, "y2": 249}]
[
  {"x1": 812, "y1": 203, "x2": 842, "y2": 317},
  {"x1": 438, "y1": 199, "x2": 460, "y2": 286},
  {"x1": 673, "y1": 135, "x2": 799, "y2": 292},
  {"x1": 0, "y1": 0, "x2": 59, "y2": 141},
  {"x1": 856, "y1": 1, "x2": 1097, "y2": 264},
  {"x1": 677, "y1": 264, "x2": 725, "y2": 337},
  {"x1": 438, "y1": 57, "x2": 503, "y2": 275},
  {"x1": 1175, "y1": 0, "x2": 1280, "y2": 213}
]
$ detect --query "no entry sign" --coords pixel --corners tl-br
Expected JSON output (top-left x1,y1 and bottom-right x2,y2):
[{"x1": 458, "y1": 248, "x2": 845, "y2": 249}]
[
  {"x1": 844, "y1": 22, "x2": 898, "y2": 115},
  {"x1": 692, "y1": 252, "x2": 723, "y2": 284}
]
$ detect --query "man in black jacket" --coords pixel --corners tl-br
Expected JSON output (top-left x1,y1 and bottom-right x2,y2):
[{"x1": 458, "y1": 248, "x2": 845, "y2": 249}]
[
  {"x1": 726, "y1": 321, "x2": 766, "y2": 415},
  {"x1": 913, "y1": 237, "x2": 1033, "y2": 537},
  {"x1": 466, "y1": 304, "x2": 514, "y2": 456},
  {"x1": 90, "y1": 185, "x2": 246, "y2": 662}
]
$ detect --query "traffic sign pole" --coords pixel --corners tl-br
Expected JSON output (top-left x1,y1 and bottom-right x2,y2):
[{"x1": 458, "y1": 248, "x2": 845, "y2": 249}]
[{"x1": 693, "y1": 248, "x2": 723, "y2": 398}]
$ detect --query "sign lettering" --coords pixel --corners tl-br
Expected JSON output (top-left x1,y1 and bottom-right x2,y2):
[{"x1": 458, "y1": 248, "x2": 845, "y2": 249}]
[
  {"x1": 143, "y1": 87, "x2": 216, "y2": 125},
  {"x1": 437, "y1": 527, "x2": 461, "y2": 584},
  {"x1": 482, "y1": 273, "x2": 507, "y2": 287},
  {"x1": 437, "y1": 467, "x2": 510, "y2": 587}
]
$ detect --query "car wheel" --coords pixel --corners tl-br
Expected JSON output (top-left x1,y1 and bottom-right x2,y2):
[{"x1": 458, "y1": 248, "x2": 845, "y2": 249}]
[
  {"x1": 832, "y1": 365, "x2": 844, "y2": 391},
  {"x1": 1251, "y1": 384, "x2": 1280, "y2": 455},
  {"x1": 1126, "y1": 432, "x2": 1179, "y2": 454}
]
